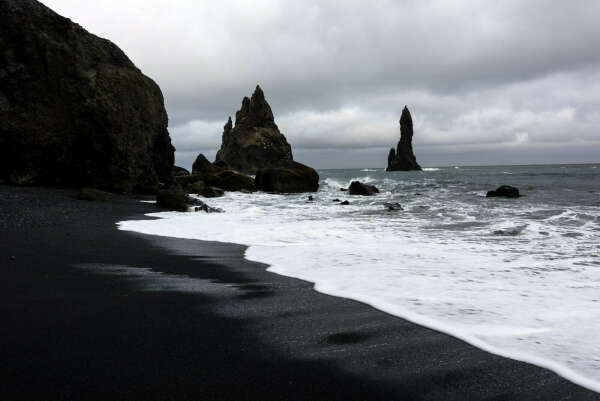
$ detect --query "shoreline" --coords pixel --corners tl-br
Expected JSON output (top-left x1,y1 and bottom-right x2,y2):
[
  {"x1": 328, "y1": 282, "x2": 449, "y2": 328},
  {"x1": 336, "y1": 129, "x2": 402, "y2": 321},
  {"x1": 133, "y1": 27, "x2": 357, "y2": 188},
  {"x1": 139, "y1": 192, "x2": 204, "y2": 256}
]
[
  {"x1": 120, "y1": 207, "x2": 600, "y2": 395},
  {"x1": 2, "y1": 185, "x2": 599, "y2": 400}
]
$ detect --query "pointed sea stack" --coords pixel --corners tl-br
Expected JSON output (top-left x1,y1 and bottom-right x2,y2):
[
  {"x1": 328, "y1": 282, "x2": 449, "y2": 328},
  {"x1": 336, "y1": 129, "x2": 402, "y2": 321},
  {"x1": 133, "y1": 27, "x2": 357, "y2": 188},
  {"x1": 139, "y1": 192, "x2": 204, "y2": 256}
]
[
  {"x1": 215, "y1": 85, "x2": 293, "y2": 175},
  {"x1": 0, "y1": 0, "x2": 174, "y2": 192},
  {"x1": 386, "y1": 106, "x2": 422, "y2": 171}
]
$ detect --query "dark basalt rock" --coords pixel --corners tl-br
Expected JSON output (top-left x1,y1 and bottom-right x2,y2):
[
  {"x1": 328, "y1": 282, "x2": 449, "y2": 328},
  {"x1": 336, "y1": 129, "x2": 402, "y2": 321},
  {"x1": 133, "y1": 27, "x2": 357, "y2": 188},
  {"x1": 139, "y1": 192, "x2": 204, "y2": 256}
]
[
  {"x1": 255, "y1": 161, "x2": 319, "y2": 193},
  {"x1": 215, "y1": 86, "x2": 293, "y2": 174},
  {"x1": 156, "y1": 189, "x2": 222, "y2": 212},
  {"x1": 172, "y1": 166, "x2": 190, "y2": 177},
  {"x1": 188, "y1": 180, "x2": 206, "y2": 194},
  {"x1": 176, "y1": 171, "x2": 256, "y2": 193},
  {"x1": 193, "y1": 202, "x2": 222, "y2": 213},
  {"x1": 186, "y1": 197, "x2": 222, "y2": 213},
  {"x1": 213, "y1": 160, "x2": 231, "y2": 170},
  {"x1": 192, "y1": 154, "x2": 218, "y2": 175},
  {"x1": 340, "y1": 200, "x2": 350, "y2": 205},
  {"x1": 349, "y1": 181, "x2": 380, "y2": 196},
  {"x1": 386, "y1": 106, "x2": 422, "y2": 172},
  {"x1": 486, "y1": 185, "x2": 520, "y2": 198},
  {"x1": 384, "y1": 202, "x2": 403, "y2": 211},
  {"x1": 0, "y1": 0, "x2": 175, "y2": 192},
  {"x1": 174, "y1": 174, "x2": 203, "y2": 188},
  {"x1": 156, "y1": 189, "x2": 188, "y2": 212},
  {"x1": 200, "y1": 186, "x2": 225, "y2": 198},
  {"x1": 204, "y1": 170, "x2": 256, "y2": 192}
]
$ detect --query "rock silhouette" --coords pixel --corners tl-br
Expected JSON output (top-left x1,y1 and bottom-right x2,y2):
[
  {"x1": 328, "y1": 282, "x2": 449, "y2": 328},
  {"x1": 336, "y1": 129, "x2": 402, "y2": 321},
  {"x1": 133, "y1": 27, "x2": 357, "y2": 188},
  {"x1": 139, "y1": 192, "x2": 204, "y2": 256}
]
[
  {"x1": 192, "y1": 154, "x2": 218, "y2": 174},
  {"x1": 349, "y1": 181, "x2": 380, "y2": 196},
  {"x1": 215, "y1": 86, "x2": 293, "y2": 174},
  {"x1": 255, "y1": 161, "x2": 319, "y2": 193},
  {"x1": 0, "y1": 0, "x2": 175, "y2": 192},
  {"x1": 386, "y1": 106, "x2": 422, "y2": 171},
  {"x1": 486, "y1": 185, "x2": 520, "y2": 198}
]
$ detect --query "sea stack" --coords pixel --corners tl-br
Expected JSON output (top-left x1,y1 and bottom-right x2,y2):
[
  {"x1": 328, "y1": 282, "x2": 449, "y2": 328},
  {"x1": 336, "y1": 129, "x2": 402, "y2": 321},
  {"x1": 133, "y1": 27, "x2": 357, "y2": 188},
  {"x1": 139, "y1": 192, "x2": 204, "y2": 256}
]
[
  {"x1": 215, "y1": 85, "x2": 293, "y2": 175},
  {"x1": 386, "y1": 106, "x2": 422, "y2": 171},
  {"x1": 0, "y1": 0, "x2": 174, "y2": 193}
]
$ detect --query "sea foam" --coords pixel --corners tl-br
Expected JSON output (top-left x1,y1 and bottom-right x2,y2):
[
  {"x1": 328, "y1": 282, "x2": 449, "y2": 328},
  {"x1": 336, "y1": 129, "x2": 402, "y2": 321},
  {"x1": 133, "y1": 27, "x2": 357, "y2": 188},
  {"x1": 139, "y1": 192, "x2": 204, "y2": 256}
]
[{"x1": 118, "y1": 166, "x2": 600, "y2": 393}]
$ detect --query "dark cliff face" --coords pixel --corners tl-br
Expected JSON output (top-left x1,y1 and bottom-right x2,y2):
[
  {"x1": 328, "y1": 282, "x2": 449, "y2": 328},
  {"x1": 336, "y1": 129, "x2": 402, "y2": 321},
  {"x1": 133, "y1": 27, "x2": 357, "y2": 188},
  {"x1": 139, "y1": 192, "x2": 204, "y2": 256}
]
[
  {"x1": 0, "y1": 0, "x2": 174, "y2": 192},
  {"x1": 386, "y1": 106, "x2": 421, "y2": 171},
  {"x1": 215, "y1": 85, "x2": 293, "y2": 175}
]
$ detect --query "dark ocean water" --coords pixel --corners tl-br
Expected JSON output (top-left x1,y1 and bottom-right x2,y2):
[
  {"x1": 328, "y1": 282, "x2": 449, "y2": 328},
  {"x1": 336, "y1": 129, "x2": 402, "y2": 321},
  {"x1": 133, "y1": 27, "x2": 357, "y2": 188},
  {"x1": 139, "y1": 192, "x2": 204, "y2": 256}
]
[{"x1": 120, "y1": 163, "x2": 600, "y2": 391}]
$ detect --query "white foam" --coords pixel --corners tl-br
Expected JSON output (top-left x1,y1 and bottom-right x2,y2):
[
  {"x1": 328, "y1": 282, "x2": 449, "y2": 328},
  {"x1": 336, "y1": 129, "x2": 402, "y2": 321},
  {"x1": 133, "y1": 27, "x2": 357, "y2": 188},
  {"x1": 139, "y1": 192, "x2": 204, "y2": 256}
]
[
  {"x1": 118, "y1": 181, "x2": 600, "y2": 393},
  {"x1": 422, "y1": 167, "x2": 441, "y2": 171}
]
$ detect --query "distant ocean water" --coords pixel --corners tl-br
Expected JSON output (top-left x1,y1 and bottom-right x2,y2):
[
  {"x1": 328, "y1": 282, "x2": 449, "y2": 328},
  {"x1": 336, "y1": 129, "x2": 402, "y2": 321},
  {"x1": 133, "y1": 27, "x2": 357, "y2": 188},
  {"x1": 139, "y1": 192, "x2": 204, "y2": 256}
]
[{"x1": 119, "y1": 164, "x2": 600, "y2": 392}]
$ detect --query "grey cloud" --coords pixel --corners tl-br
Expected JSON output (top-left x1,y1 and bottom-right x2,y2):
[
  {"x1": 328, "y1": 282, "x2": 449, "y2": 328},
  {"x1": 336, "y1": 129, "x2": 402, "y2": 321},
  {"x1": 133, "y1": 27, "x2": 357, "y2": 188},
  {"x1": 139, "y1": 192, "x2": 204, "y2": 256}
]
[{"x1": 41, "y1": 0, "x2": 600, "y2": 168}]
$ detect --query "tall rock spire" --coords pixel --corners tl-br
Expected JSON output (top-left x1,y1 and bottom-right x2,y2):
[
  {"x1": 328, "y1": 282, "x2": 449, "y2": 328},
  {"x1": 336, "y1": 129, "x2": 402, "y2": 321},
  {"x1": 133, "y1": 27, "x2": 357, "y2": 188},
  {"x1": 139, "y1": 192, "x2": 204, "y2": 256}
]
[
  {"x1": 386, "y1": 106, "x2": 422, "y2": 171},
  {"x1": 215, "y1": 85, "x2": 293, "y2": 174}
]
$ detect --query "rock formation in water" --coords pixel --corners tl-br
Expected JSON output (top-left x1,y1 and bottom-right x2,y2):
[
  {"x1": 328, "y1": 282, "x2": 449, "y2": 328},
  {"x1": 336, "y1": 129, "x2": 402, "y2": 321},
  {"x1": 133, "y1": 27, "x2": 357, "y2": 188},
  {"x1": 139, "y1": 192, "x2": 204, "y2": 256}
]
[
  {"x1": 486, "y1": 185, "x2": 520, "y2": 198},
  {"x1": 348, "y1": 181, "x2": 380, "y2": 196},
  {"x1": 386, "y1": 106, "x2": 422, "y2": 171},
  {"x1": 255, "y1": 160, "x2": 319, "y2": 193},
  {"x1": 215, "y1": 86, "x2": 293, "y2": 174},
  {"x1": 0, "y1": 0, "x2": 174, "y2": 192}
]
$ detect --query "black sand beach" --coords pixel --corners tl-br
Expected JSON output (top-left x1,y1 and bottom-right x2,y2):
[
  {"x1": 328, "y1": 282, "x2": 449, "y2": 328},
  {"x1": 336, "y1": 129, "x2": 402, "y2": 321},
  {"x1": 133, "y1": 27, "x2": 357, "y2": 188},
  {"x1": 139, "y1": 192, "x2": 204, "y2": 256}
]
[{"x1": 1, "y1": 185, "x2": 599, "y2": 401}]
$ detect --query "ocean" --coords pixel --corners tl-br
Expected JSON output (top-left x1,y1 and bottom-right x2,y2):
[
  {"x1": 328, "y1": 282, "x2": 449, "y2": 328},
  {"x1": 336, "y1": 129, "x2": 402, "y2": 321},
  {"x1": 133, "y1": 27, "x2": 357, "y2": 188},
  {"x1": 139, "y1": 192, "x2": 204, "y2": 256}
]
[{"x1": 119, "y1": 164, "x2": 600, "y2": 391}]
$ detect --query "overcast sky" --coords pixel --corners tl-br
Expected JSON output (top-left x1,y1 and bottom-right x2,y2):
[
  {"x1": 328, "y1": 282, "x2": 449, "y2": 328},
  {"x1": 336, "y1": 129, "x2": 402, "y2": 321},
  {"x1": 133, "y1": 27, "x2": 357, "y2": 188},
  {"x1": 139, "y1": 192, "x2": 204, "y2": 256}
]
[{"x1": 43, "y1": 0, "x2": 600, "y2": 168}]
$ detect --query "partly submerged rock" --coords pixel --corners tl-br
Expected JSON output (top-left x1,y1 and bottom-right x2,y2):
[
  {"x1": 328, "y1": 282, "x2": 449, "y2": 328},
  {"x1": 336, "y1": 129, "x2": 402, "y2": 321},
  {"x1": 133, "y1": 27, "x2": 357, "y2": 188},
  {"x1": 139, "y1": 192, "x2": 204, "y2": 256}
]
[
  {"x1": 340, "y1": 200, "x2": 350, "y2": 205},
  {"x1": 156, "y1": 189, "x2": 188, "y2": 212},
  {"x1": 215, "y1": 86, "x2": 293, "y2": 174},
  {"x1": 187, "y1": 197, "x2": 222, "y2": 213},
  {"x1": 349, "y1": 181, "x2": 380, "y2": 196},
  {"x1": 383, "y1": 202, "x2": 403, "y2": 211},
  {"x1": 486, "y1": 185, "x2": 520, "y2": 198},
  {"x1": 386, "y1": 106, "x2": 422, "y2": 172},
  {"x1": 0, "y1": 0, "x2": 175, "y2": 192},
  {"x1": 193, "y1": 202, "x2": 223, "y2": 213},
  {"x1": 156, "y1": 189, "x2": 222, "y2": 211},
  {"x1": 255, "y1": 161, "x2": 319, "y2": 193}
]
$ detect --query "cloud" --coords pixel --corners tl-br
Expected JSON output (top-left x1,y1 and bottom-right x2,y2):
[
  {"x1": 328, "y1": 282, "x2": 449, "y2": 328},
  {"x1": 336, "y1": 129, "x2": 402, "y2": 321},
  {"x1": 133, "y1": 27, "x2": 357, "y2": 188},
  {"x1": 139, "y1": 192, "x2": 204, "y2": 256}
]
[{"x1": 41, "y1": 0, "x2": 600, "y2": 168}]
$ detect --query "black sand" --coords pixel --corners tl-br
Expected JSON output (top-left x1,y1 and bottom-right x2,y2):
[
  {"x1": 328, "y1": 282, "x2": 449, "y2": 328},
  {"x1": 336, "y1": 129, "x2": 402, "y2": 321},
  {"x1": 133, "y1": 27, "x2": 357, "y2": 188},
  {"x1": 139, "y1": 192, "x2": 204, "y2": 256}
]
[{"x1": 1, "y1": 186, "x2": 598, "y2": 401}]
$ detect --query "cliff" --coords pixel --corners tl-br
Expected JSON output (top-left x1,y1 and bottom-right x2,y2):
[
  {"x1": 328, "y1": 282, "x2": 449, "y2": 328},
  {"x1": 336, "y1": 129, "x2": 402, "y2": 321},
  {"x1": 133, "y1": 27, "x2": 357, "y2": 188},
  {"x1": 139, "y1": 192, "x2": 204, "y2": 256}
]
[{"x1": 0, "y1": 0, "x2": 174, "y2": 192}]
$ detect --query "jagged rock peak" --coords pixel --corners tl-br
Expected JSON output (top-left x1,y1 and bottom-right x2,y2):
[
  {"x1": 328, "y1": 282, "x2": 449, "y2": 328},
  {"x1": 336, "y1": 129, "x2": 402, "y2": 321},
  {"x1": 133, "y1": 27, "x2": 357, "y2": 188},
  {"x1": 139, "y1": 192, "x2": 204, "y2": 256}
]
[
  {"x1": 400, "y1": 106, "x2": 413, "y2": 145},
  {"x1": 386, "y1": 106, "x2": 421, "y2": 171},
  {"x1": 235, "y1": 84, "x2": 275, "y2": 129},
  {"x1": 214, "y1": 85, "x2": 293, "y2": 175}
]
